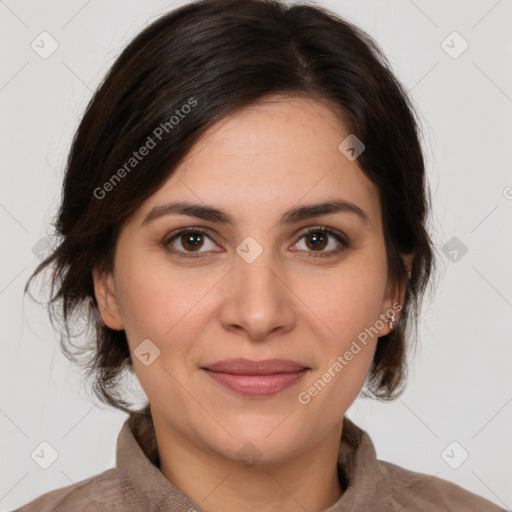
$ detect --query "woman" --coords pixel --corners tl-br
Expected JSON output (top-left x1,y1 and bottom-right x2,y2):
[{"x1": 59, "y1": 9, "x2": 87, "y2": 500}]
[{"x1": 17, "y1": 0, "x2": 505, "y2": 510}]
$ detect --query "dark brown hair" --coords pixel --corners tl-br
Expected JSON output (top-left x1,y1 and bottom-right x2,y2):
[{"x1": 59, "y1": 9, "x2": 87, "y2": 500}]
[{"x1": 26, "y1": 0, "x2": 436, "y2": 415}]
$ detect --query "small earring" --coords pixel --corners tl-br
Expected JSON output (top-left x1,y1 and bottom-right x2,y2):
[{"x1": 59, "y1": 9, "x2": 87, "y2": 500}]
[{"x1": 389, "y1": 312, "x2": 397, "y2": 330}]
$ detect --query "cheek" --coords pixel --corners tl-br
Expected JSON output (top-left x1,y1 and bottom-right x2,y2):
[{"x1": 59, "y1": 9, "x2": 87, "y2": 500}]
[
  {"x1": 298, "y1": 270, "x2": 384, "y2": 415},
  {"x1": 114, "y1": 252, "x2": 216, "y2": 352},
  {"x1": 114, "y1": 258, "x2": 210, "y2": 407},
  {"x1": 115, "y1": 270, "x2": 168, "y2": 342},
  {"x1": 301, "y1": 252, "x2": 388, "y2": 349}
]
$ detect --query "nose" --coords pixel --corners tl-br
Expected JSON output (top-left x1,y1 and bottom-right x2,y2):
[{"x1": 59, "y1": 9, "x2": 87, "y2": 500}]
[{"x1": 218, "y1": 245, "x2": 296, "y2": 342}]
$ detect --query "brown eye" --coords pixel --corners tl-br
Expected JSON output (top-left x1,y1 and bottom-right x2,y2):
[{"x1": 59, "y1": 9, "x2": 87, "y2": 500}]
[
  {"x1": 293, "y1": 227, "x2": 349, "y2": 258},
  {"x1": 180, "y1": 232, "x2": 205, "y2": 252},
  {"x1": 304, "y1": 231, "x2": 328, "y2": 251},
  {"x1": 164, "y1": 228, "x2": 218, "y2": 258}
]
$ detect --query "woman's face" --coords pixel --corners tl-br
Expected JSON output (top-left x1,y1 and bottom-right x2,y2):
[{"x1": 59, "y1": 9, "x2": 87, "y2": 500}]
[{"x1": 94, "y1": 95, "x2": 405, "y2": 464}]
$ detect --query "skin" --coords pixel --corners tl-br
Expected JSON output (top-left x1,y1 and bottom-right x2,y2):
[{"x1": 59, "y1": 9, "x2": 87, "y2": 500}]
[{"x1": 94, "y1": 95, "x2": 410, "y2": 512}]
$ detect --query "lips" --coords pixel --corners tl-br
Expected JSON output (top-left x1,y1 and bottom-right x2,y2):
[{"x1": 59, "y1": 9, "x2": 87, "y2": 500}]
[
  {"x1": 204, "y1": 358, "x2": 308, "y2": 374},
  {"x1": 201, "y1": 358, "x2": 309, "y2": 397}
]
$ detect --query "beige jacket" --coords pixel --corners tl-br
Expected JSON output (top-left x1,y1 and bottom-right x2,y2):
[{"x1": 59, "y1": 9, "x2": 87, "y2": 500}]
[{"x1": 14, "y1": 410, "x2": 506, "y2": 511}]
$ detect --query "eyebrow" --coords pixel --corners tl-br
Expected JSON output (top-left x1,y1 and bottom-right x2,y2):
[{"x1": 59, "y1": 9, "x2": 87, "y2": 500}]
[{"x1": 141, "y1": 198, "x2": 369, "y2": 227}]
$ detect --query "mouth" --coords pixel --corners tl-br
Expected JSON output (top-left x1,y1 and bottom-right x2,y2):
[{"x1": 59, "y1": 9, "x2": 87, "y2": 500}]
[{"x1": 201, "y1": 358, "x2": 310, "y2": 397}]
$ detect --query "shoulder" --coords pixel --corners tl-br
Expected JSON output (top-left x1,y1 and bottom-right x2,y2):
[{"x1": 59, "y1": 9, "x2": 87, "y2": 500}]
[
  {"x1": 12, "y1": 467, "x2": 142, "y2": 512},
  {"x1": 379, "y1": 459, "x2": 507, "y2": 511}
]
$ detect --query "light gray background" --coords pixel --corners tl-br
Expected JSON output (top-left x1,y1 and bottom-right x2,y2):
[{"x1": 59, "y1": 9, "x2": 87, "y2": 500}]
[{"x1": 1, "y1": 0, "x2": 511, "y2": 510}]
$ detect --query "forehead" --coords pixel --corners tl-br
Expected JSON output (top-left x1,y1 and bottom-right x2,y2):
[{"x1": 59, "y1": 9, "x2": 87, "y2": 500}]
[{"x1": 138, "y1": 96, "x2": 381, "y2": 227}]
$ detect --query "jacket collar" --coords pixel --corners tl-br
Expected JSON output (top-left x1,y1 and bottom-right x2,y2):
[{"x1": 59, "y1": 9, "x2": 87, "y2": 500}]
[{"x1": 116, "y1": 407, "x2": 391, "y2": 511}]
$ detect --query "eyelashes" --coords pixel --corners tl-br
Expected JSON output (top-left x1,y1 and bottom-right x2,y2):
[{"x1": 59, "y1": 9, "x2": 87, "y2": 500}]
[
  {"x1": 162, "y1": 226, "x2": 350, "y2": 260},
  {"x1": 292, "y1": 227, "x2": 349, "y2": 258},
  {"x1": 163, "y1": 228, "x2": 219, "y2": 259}
]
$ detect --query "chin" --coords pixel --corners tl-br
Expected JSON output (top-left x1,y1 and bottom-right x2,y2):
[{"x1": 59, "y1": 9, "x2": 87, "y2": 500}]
[{"x1": 200, "y1": 416, "x2": 313, "y2": 466}]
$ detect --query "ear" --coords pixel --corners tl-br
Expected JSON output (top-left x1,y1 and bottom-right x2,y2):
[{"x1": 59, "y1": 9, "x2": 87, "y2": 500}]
[
  {"x1": 92, "y1": 268, "x2": 124, "y2": 330},
  {"x1": 377, "y1": 252, "x2": 413, "y2": 337}
]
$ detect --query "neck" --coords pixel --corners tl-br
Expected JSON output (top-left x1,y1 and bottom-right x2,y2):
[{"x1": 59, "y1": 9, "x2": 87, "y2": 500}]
[{"x1": 153, "y1": 417, "x2": 344, "y2": 512}]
